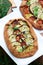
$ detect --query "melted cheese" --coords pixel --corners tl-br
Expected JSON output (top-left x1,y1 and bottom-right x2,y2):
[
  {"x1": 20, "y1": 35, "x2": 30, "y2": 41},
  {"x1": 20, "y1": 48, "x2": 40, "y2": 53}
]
[
  {"x1": 25, "y1": 14, "x2": 33, "y2": 19},
  {"x1": 18, "y1": 21, "x2": 26, "y2": 25},
  {"x1": 25, "y1": 32, "x2": 32, "y2": 38},
  {"x1": 40, "y1": 13, "x2": 43, "y2": 20},
  {"x1": 38, "y1": 9, "x2": 43, "y2": 20},
  {"x1": 19, "y1": 25, "x2": 29, "y2": 32},
  {"x1": 12, "y1": 42, "x2": 21, "y2": 46},
  {"x1": 8, "y1": 26, "x2": 13, "y2": 36},
  {"x1": 15, "y1": 24, "x2": 21, "y2": 28},
  {"x1": 24, "y1": 45, "x2": 33, "y2": 52},
  {"x1": 30, "y1": 0, "x2": 38, "y2": 4},
  {"x1": 9, "y1": 35, "x2": 16, "y2": 42},
  {"x1": 25, "y1": 38, "x2": 34, "y2": 46}
]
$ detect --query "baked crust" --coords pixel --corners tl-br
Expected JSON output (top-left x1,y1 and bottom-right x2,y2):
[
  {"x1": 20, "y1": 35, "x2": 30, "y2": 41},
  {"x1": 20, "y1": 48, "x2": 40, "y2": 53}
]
[
  {"x1": 4, "y1": 19, "x2": 38, "y2": 58},
  {"x1": 20, "y1": 0, "x2": 43, "y2": 30}
]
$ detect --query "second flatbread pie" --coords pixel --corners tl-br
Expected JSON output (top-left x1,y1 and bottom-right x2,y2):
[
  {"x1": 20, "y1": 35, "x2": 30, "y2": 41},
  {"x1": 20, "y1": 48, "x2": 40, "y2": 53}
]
[{"x1": 20, "y1": 0, "x2": 43, "y2": 30}]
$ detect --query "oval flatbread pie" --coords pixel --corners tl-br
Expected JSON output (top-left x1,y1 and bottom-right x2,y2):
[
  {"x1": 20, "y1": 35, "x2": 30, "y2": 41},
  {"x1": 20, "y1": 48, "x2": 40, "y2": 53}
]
[
  {"x1": 20, "y1": 0, "x2": 43, "y2": 30},
  {"x1": 4, "y1": 19, "x2": 38, "y2": 58}
]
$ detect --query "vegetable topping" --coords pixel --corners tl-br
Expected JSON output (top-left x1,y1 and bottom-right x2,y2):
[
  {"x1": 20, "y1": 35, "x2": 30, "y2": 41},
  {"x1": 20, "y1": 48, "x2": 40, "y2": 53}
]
[
  {"x1": 8, "y1": 20, "x2": 34, "y2": 52},
  {"x1": 26, "y1": 0, "x2": 43, "y2": 24}
]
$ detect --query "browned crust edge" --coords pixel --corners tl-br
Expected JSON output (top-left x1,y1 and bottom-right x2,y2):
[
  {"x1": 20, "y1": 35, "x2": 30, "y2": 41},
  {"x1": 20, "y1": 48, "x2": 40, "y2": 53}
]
[
  {"x1": 4, "y1": 18, "x2": 38, "y2": 58},
  {"x1": 20, "y1": 1, "x2": 43, "y2": 30}
]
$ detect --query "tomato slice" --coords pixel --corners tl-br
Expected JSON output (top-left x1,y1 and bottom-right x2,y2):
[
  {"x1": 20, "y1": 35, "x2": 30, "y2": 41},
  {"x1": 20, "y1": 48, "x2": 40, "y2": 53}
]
[
  {"x1": 16, "y1": 36, "x2": 20, "y2": 42},
  {"x1": 21, "y1": 42, "x2": 26, "y2": 46},
  {"x1": 23, "y1": 6, "x2": 30, "y2": 14},
  {"x1": 39, "y1": 0, "x2": 43, "y2": 7},
  {"x1": 39, "y1": 0, "x2": 43, "y2": 1},
  {"x1": 37, "y1": 20, "x2": 43, "y2": 24}
]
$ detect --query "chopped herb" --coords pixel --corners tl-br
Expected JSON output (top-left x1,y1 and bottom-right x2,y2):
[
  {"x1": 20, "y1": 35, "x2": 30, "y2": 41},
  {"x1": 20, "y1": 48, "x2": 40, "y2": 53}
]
[
  {"x1": 33, "y1": 6, "x2": 39, "y2": 17},
  {"x1": 26, "y1": 1, "x2": 30, "y2": 6},
  {"x1": 16, "y1": 46, "x2": 23, "y2": 52},
  {"x1": 13, "y1": 27, "x2": 19, "y2": 31}
]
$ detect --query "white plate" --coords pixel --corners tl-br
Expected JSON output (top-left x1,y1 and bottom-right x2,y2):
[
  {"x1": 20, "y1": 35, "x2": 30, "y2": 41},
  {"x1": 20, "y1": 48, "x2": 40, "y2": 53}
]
[{"x1": 0, "y1": 0, "x2": 43, "y2": 65}]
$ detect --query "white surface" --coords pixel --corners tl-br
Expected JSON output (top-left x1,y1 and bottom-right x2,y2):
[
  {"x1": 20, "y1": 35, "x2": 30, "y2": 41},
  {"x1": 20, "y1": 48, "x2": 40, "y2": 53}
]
[{"x1": 0, "y1": 0, "x2": 43, "y2": 65}]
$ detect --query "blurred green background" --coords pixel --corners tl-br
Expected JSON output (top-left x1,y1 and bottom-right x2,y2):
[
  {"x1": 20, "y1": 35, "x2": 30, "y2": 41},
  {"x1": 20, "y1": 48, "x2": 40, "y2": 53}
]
[{"x1": 0, "y1": 0, "x2": 12, "y2": 18}]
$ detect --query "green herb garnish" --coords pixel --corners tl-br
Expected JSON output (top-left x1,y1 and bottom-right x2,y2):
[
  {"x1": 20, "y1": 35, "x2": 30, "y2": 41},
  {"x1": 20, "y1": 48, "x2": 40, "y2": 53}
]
[
  {"x1": 26, "y1": 1, "x2": 30, "y2": 6},
  {"x1": 13, "y1": 27, "x2": 19, "y2": 31},
  {"x1": 18, "y1": 47, "x2": 23, "y2": 52},
  {"x1": 16, "y1": 46, "x2": 23, "y2": 52},
  {"x1": 33, "y1": 6, "x2": 39, "y2": 17}
]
